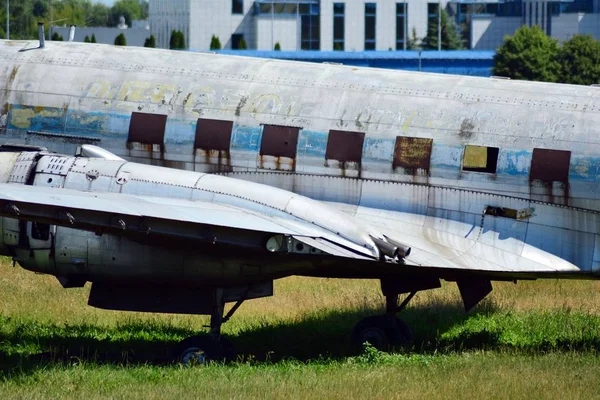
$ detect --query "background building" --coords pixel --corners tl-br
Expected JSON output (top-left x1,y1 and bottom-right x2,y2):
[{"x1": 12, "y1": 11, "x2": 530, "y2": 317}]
[
  {"x1": 146, "y1": 0, "x2": 600, "y2": 51},
  {"x1": 52, "y1": 24, "x2": 151, "y2": 47}
]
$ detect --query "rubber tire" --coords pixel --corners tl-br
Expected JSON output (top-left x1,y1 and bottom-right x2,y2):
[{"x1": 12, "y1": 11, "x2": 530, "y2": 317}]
[
  {"x1": 351, "y1": 315, "x2": 412, "y2": 351},
  {"x1": 174, "y1": 335, "x2": 235, "y2": 366}
]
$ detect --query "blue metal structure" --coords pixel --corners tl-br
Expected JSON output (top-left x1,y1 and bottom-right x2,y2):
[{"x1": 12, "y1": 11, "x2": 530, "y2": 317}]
[{"x1": 215, "y1": 50, "x2": 496, "y2": 77}]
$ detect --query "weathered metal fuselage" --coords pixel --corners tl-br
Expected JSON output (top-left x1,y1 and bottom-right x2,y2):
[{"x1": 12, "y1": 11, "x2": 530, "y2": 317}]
[
  {"x1": 0, "y1": 148, "x2": 387, "y2": 288},
  {"x1": 1, "y1": 40, "x2": 599, "y2": 276}
]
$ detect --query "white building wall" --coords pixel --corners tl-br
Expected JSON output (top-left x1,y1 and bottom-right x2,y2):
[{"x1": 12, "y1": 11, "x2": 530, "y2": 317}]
[
  {"x1": 149, "y1": 0, "x2": 191, "y2": 49},
  {"x1": 551, "y1": 13, "x2": 584, "y2": 42},
  {"x1": 377, "y1": 1, "x2": 396, "y2": 50},
  {"x1": 551, "y1": 12, "x2": 600, "y2": 42},
  {"x1": 323, "y1": 0, "x2": 448, "y2": 52},
  {"x1": 189, "y1": 0, "x2": 255, "y2": 50},
  {"x1": 255, "y1": 16, "x2": 299, "y2": 51},
  {"x1": 147, "y1": 0, "x2": 600, "y2": 52},
  {"x1": 471, "y1": 16, "x2": 522, "y2": 50},
  {"x1": 52, "y1": 27, "x2": 151, "y2": 47},
  {"x1": 320, "y1": 0, "x2": 334, "y2": 51},
  {"x1": 343, "y1": 1, "x2": 365, "y2": 51}
]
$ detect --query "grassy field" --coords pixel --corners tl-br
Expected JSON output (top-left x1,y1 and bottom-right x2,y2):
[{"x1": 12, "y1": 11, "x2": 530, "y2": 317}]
[{"x1": 2, "y1": 256, "x2": 600, "y2": 398}]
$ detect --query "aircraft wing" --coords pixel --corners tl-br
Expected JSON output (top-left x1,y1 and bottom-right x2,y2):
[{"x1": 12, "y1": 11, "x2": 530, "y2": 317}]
[{"x1": 0, "y1": 183, "x2": 375, "y2": 260}]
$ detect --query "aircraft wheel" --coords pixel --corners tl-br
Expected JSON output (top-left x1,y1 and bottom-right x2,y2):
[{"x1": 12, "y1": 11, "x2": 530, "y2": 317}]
[
  {"x1": 174, "y1": 335, "x2": 235, "y2": 366},
  {"x1": 351, "y1": 315, "x2": 412, "y2": 351}
]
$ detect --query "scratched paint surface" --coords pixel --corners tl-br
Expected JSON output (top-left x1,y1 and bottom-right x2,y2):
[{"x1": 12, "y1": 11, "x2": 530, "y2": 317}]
[{"x1": 1, "y1": 41, "x2": 600, "y2": 273}]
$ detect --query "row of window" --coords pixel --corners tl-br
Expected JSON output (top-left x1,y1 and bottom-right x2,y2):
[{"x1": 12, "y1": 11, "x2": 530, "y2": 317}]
[
  {"x1": 127, "y1": 112, "x2": 571, "y2": 182},
  {"x1": 336, "y1": 3, "x2": 407, "y2": 51}
]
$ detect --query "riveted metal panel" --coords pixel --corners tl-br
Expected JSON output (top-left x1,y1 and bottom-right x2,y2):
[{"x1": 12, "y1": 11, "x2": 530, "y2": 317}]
[
  {"x1": 9, "y1": 152, "x2": 38, "y2": 184},
  {"x1": 393, "y1": 136, "x2": 433, "y2": 170},
  {"x1": 194, "y1": 119, "x2": 233, "y2": 151},
  {"x1": 127, "y1": 112, "x2": 167, "y2": 145},
  {"x1": 36, "y1": 155, "x2": 76, "y2": 176},
  {"x1": 530, "y1": 148, "x2": 571, "y2": 182},
  {"x1": 259, "y1": 125, "x2": 299, "y2": 159},
  {"x1": 325, "y1": 130, "x2": 365, "y2": 163}
]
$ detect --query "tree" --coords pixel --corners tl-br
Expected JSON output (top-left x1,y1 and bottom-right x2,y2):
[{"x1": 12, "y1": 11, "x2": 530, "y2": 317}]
[
  {"x1": 210, "y1": 35, "x2": 221, "y2": 50},
  {"x1": 557, "y1": 34, "x2": 600, "y2": 85},
  {"x1": 493, "y1": 25, "x2": 560, "y2": 82},
  {"x1": 114, "y1": 33, "x2": 127, "y2": 46},
  {"x1": 406, "y1": 27, "x2": 420, "y2": 50},
  {"x1": 422, "y1": 9, "x2": 463, "y2": 50},
  {"x1": 32, "y1": 0, "x2": 49, "y2": 18},
  {"x1": 88, "y1": 3, "x2": 111, "y2": 27},
  {"x1": 274, "y1": 42, "x2": 281, "y2": 51},
  {"x1": 109, "y1": 0, "x2": 143, "y2": 27},
  {"x1": 84, "y1": 35, "x2": 90, "y2": 43},
  {"x1": 144, "y1": 34, "x2": 156, "y2": 48},
  {"x1": 169, "y1": 30, "x2": 185, "y2": 49},
  {"x1": 91, "y1": 33, "x2": 97, "y2": 43},
  {"x1": 239, "y1": 37, "x2": 247, "y2": 50},
  {"x1": 51, "y1": 32, "x2": 63, "y2": 41}
]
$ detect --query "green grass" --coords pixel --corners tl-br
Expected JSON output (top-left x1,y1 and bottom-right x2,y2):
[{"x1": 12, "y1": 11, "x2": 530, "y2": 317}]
[{"x1": 2, "y1": 257, "x2": 600, "y2": 398}]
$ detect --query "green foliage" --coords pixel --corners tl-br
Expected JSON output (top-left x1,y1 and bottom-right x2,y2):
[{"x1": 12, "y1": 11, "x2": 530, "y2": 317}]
[
  {"x1": 239, "y1": 37, "x2": 247, "y2": 50},
  {"x1": 51, "y1": 32, "x2": 63, "y2": 41},
  {"x1": 406, "y1": 27, "x2": 420, "y2": 50},
  {"x1": 169, "y1": 30, "x2": 185, "y2": 50},
  {"x1": 274, "y1": 42, "x2": 281, "y2": 51},
  {"x1": 210, "y1": 35, "x2": 222, "y2": 50},
  {"x1": 114, "y1": 32, "x2": 126, "y2": 46},
  {"x1": 84, "y1": 35, "x2": 90, "y2": 43},
  {"x1": 493, "y1": 25, "x2": 560, "y2": 82},
  {"x1": 144, "y1": 34, "x2": 156, "y2": 48},
  {"x1": 109, "y1": 0, "x2": 144, "y2": 27},
  {"x1": 87, "y1": 3, "x2": 111, "y2": 27},
  {"x1": 422, "y1": 10, "x2": 463, "y2": 50},
  {"x1": 32, "y1": 0, "x2": 49, "y2": 18},
  {"x1": 91, "y1": 33, "x2": 97, "y2": 43},
  {"x1": 557, "y1": 34, "x2": 600, "y2": 85},
  {"x1": 356, "y1": 342, "x2": 385, "y2": 364}
]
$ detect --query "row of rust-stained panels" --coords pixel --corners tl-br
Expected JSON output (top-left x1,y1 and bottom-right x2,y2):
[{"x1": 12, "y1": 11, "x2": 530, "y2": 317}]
[{"x1": 127, "y1": 112, "x2": 572, "y2": 182}]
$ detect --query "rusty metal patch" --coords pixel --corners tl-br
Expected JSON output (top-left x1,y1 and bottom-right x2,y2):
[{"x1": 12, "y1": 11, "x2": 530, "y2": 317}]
[
  {"x1": 393, "y1": 136, "x2": 433, "y2": 170},
  {"x1": 194, "y1": 119, "x2": 233, "y2": 151},
  {"x1": 530, "y1": 148, "x2": 571, "y2": 183},
  {"x1": 259, "y1": 125, "x2": 299, "y2": 159},
  {"x1": 127, "y1": 112, "x2": 167, "y2": 145},
  {"x1": 325, "y1": 130, "x2": 365, "y2": 163}
]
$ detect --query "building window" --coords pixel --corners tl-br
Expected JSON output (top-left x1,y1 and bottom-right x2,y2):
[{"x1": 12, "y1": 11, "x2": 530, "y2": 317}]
[
  {"x1": 333, "y1": 3, "x2": 345, "y2": 51},
  {"x1": 364, "y1": 3, "x2": 376, "y2": 50},
  {"x1": 300, "y1": 3, "x2": 320, "y2": 50},
  {"x1": 396, "y1": 3, "x2": 407, "y2": 50},
  {"x1": 427, "y1": 2, "x2": 439, "y2": 40},
  {"x1": 462, "y1": 145, "x2": 499, "y2": 174},
  {"x1": 232, "y1": 0, "x2": 243, "y2": 15},
  {"x1": 231, "y1": 33, "x2": 244, "y2": 49}
]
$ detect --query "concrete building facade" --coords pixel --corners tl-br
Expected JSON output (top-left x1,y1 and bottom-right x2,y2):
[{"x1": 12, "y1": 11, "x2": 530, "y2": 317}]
[
  {"x1": 52, "y1": 26, "x2": 152, "y2": 47},
  {"x1": 146, "y1": 0, "x2": 600, "y2": 51}
]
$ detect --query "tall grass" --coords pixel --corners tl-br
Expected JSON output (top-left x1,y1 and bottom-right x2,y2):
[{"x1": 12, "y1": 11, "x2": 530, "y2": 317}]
[{"x1": 2, "y1": 256, "x2": 600, "y2": 398}]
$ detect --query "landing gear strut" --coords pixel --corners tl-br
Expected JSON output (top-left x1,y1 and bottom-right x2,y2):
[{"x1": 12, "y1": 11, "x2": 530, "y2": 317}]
[
  {"x1": 351, "y1": 277, "x2": 441, "y2": 351},
  {"x1": 174, "y1": 296, "x2": 242, "y2": 366},
  {"x1": 351, "y1": 292, "x2": 414, "y2": 351}
]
